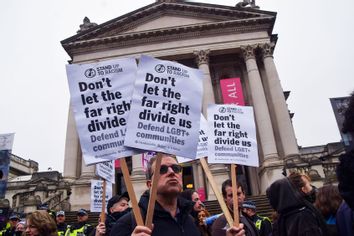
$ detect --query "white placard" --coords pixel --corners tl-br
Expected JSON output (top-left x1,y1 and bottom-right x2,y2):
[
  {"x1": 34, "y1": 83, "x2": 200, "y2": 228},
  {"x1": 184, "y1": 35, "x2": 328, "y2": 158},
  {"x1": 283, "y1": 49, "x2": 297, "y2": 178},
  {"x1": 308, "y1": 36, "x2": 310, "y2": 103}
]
[
  {"x1": 96, "y1": 161, "x2": 115, "y2": 183},
  {"x1": 0, "y1": 133, "x2": 15, "y2": 151},
  {"x1": 177, "y1": 114, "x2": 208, "y2": 163},
  {"x1": 125, "y1": 55, "x2": 203, "y2": 158},
  {"x1": 207, "y1": 104, "x2": 259, "y2": 167},
  {"x1": 66, "y1": 58, "x2": 142, "y2": 165},
  {"x1": 90, "y1": 180, "x2": 112, "y2": 213}
]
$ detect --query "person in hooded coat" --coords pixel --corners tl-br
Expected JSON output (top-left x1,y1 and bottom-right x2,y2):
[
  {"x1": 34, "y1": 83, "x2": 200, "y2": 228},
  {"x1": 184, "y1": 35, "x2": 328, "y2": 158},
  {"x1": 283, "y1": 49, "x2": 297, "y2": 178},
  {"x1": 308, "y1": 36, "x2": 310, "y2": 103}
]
[
  {"x1": 266, "y1": 172, "x2": 328, "y2": 236},
  {"x1": 335, "y1": 90, "x2": 354, "y2": 236}
]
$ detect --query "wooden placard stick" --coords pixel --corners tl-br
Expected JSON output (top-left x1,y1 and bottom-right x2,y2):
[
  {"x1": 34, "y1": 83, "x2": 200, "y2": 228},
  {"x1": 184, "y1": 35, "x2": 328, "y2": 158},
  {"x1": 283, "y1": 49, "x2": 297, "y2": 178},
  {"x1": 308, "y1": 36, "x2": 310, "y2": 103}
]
[
  {"x1": 145, "y1": 153, "x2": 162, "y2": 229},
  {"x1": 100, "y1": 179, "x2": 107, "y2": 223},
  {"x1": 120, "y1": 157, "x2": 144, "y2": 226},
  {"x1": 200, "y1": 157, "x2": 233, "y2": 227},
  {"x1": 231, "y1": 164, "x2": 240, "y2": 227}
]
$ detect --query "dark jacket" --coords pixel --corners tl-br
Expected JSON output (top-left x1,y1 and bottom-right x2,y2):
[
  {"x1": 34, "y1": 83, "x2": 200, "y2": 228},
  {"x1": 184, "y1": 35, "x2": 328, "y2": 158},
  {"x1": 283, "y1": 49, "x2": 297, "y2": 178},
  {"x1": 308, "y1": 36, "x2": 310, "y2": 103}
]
[
  {"x1": 336, "y1": 201, "x2": 354, "y2": 236},
  {"x1": 211, "y1": 210, "x2": 259, "y2": 236},
  {"x1": 110, "y1": 191, "x2": 201, "y2": 236},
  {"x1": 3, "y1": 227, "x2": 15, "y2": 236},
  {"x1": 57, "y1": 222, "x2": 68, "y2": 236},
  {"x1": 104, "y1": 208, "x2": 131, "y2": 236},
  {"x1": 336, "y1": 150, "x2": 354, "y2": 209},
  {"x1": 266, "y1": 178, "x2": 328, "y2": 236}
]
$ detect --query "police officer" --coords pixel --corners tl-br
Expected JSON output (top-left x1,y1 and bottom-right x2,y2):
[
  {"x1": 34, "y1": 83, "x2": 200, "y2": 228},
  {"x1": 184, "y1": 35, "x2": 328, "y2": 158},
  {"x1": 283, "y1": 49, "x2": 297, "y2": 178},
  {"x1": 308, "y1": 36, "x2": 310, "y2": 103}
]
[
  {"x1": 0, "y1": 216, "x2": 10, "y2": 236},
  {"x1": 4, "y1": 214, "x2": 19, "y2": 236},
  {"x1": 242, "y1": 201, "x2": 272, "y2": 236},
  {"x1": 65, "y1": 209, "x2": 93, "y2": 236},
  {"x1": 56, "y1": 211, "x2": 68, "y2": 236}
]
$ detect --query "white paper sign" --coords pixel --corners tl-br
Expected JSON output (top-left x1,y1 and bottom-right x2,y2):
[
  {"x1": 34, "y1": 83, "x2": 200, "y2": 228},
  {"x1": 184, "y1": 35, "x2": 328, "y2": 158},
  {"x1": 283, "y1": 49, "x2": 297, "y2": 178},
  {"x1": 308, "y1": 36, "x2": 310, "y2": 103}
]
[
  {"x1": 125, "y1": 55, "x2": 203, "y2": 158},
  {"x1": 96, "y1": 161, "x2": 115, "y2": 183},
  {"x1": 90, "y1": 180, "x2": 112, "y2": 213},
  {"x1": 177, "y1": 114, "x2": 208, "y2": 163},
  {"x1": 0, "y1": 133, "x2": 15, "y2": 151},
  {"x1": 66, "y1": 58, "x2": 142, "y2": 165},
  {"x1": 207, "y1": 104, "x2": 259, "y2": 167}
]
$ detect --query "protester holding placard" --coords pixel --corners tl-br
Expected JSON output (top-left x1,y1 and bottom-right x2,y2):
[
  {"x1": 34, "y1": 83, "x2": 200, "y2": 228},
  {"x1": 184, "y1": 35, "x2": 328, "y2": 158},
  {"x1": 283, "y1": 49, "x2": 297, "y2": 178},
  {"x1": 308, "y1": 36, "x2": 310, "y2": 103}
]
[
  {"x1": 110, "y1": 154, "x2": 200, "y2": 236},
  {"x1": 212, "y1": 179, "x2": 258, "y2": 236},
  {"x1": 111, "y1": 154, "x2": 245, "y2": 236}
]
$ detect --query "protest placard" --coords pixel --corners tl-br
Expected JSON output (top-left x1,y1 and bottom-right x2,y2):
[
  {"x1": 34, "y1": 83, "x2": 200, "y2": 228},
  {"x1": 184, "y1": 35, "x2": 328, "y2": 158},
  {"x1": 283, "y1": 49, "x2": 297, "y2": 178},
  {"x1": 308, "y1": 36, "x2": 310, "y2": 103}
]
[
  {"x1": 0, "y1": 133, "x2": 14, "y2": 151},
  {"x1": 177, "y1": 114, "x2": 208, "y2": 163},
  {"x1": 124, "y1": 55, "x2": 203, "y2": 158},
  {"x1": 96, "y1": 161, "x2": 115, "y2": 183},
  {"x1": 0, "y1": 133, "x2": 14, "y2": 198},
  {"x1": 66, "y1": 58, "x2": 142, "y2": 165},
  {"x1": 90, "y1": 180, "x2": 112, "y2": 212},
  {"x1": 207, "y1": 104, "x2": 259, "y2": 167}
]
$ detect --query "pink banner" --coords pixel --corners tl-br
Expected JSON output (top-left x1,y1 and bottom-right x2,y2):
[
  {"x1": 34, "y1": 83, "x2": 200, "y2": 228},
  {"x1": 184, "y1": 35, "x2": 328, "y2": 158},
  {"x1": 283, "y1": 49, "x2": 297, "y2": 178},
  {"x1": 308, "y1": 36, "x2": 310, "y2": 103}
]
[
  {"x1": 197, "y1": 187, "x2": 206, "y2": 202},
  {"x1": 114, "y1": 159, "x2": 120, "y2": 168},
  {"x1": 220, "y1": 78, "x2": 245, "y2": 105}
]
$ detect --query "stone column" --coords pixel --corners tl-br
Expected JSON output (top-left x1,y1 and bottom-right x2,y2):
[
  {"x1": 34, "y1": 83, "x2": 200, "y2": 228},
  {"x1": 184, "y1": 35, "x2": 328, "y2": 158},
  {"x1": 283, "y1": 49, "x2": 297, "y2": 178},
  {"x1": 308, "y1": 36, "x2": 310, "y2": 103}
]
[
  {"x1": 193, "y1": 50, "x2": 215, "y2": 117},
  {"x1": 194, "y1": 50, "x2": 228, "y2": 200},
  {"x1": 131, "y1": 154, "x2": 149, "y2": 200},
  {"x1": 80, "y1": 158, "x2": 95, "y2": 179},
  {"x1": 260, "y1": 43, "x2": 299, "y2": 159},
  {"x1": 241, "y1": 45, "x2": 278, "y2": 161},
  {"x1": 63, "y1": 107, "x2": 79, "y2": 181}
]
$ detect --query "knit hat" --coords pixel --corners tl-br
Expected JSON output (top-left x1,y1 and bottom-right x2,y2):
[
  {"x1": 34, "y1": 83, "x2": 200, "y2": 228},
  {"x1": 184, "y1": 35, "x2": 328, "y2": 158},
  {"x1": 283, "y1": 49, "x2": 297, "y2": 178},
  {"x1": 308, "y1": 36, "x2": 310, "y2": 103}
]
[
  {"x1": 242, "y1": 200, "x2": 256, "y2": 210},
  {"x1": 56, "y1": 210, "x2": 65, "y2": 217},
  {"x1": 77, "y1": 209, "x2": 88, "y2": 216}
]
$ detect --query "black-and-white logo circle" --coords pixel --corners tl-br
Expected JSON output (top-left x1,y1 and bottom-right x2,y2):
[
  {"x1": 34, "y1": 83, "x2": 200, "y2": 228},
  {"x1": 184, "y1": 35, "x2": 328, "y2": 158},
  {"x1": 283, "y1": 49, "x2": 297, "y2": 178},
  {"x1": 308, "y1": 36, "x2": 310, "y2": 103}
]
[
  {"x1": 155, "y1": 64, "x2": 166, "y2": 73},
  {"x1": 219, "y1": 107, "x2": 226, "y2": 113},
  {"x1": 84, "y1": 68, "x2": 96, "y2": 78}
]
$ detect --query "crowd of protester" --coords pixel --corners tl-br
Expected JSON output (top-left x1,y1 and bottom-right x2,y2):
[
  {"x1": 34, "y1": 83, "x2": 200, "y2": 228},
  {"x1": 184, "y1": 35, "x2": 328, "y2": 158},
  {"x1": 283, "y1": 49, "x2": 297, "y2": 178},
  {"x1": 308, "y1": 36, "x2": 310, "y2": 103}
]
[
  {"x1": 0, "y1": 162, "x2": 353, "y2": 236},
  {"x1": 1, "y1": 91, "x2": 353, "y2": 236}
]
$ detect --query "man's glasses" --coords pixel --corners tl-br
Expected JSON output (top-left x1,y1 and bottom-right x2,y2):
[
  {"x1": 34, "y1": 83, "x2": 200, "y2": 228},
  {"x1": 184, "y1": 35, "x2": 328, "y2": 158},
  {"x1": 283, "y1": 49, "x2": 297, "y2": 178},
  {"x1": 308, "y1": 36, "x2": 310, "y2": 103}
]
[
  {"x1": 150, "y1": 164, "x2": 182, "y2": 178},
  {"x1": 159, "y1": 164, "x2": 182, "y2": 175}
]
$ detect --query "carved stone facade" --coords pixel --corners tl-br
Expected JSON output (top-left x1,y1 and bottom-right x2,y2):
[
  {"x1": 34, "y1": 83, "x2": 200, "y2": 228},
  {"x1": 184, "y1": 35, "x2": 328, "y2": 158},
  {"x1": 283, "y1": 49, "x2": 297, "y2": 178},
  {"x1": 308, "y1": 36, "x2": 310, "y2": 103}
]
[
  {"x1": 4, "y1": 155, "x2": 71, "y2": 214},
  {"x1": 60, "y1": 1, "x2": 341, "y2": 209}
]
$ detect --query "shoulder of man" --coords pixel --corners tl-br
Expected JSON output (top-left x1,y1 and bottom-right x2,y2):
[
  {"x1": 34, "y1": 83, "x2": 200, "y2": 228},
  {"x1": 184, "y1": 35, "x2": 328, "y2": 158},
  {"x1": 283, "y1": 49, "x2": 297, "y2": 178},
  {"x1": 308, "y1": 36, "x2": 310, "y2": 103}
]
[{"x1": 211, "y1": 214, "x2": 227, "y2": 236}]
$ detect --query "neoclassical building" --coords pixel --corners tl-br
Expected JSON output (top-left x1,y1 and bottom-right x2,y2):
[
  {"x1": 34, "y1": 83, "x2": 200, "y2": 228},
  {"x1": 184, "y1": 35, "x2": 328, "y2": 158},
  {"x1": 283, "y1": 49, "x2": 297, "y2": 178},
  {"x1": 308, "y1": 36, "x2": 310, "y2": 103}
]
[{"x1": 60, "y1": 0, "x2": 325, "y2": 210}]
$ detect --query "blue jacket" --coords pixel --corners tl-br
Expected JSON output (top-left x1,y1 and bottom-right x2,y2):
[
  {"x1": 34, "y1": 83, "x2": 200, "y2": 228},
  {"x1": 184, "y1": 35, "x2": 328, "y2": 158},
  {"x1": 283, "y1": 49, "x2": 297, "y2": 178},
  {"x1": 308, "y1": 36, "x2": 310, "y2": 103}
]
[{"x1": 336, "y1": 201, "x2": 354, "y2": 236}]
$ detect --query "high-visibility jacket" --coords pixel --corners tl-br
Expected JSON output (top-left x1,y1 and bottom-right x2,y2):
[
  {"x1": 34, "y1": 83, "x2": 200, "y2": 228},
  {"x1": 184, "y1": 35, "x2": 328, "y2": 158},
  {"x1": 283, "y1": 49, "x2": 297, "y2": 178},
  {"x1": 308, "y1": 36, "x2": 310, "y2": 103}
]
[
  {"x1": 254, "y1": 215, "x2": 271, "y2": 230},
  {"x1": 64, "y1": 223, "x2": 92, "y2": 236},
  {"x1": 0, "y1": 223, "x2": 10, "y2": 236}
]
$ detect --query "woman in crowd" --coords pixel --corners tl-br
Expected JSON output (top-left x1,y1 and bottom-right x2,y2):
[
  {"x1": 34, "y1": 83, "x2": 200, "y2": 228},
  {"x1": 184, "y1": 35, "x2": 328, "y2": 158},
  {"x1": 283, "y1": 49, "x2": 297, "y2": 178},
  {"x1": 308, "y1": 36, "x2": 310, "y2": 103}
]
[
  {"x1": 25, "y1": 210, "x2": 57, "y2": 236},
  {"x1": 314, "y1": 185, "x2": 342, "y2": 236},
  {"x1": 180, "y1": 189, "x2": 212, "y2": 236}
]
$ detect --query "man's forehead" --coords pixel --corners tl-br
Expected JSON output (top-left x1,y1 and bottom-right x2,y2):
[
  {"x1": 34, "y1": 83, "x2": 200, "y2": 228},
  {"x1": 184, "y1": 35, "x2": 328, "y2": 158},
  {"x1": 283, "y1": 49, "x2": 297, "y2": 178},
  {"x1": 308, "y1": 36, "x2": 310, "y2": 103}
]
[
  {"x1": 226, "y1": 185, "x2": 243, "y2": 192},
  {"x1": 157, "y1": 155, "x2": 177, "y2": 165},
  {"x1": 115, "y1": 198, "x2": 128, "y2": 204}
]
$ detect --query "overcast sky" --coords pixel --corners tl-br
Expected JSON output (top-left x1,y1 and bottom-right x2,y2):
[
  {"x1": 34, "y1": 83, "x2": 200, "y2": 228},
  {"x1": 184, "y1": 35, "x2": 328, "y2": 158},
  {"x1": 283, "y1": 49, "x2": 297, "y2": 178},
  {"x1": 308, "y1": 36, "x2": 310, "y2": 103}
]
[{"x1": 0, "y1": 0, "x2": 353, "y2": 172}]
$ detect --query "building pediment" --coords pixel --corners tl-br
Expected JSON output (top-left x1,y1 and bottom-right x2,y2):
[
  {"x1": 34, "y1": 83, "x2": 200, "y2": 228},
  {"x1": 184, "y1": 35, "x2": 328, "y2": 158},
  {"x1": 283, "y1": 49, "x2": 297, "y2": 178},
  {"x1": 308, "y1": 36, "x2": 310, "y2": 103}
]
[{"x1": 61, "y1": 1, "x2": 276, "y2": 58}]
